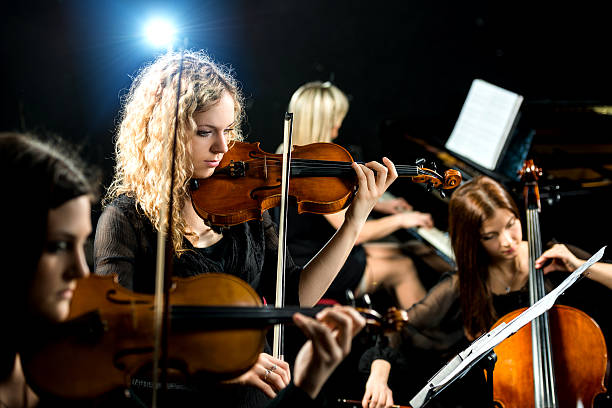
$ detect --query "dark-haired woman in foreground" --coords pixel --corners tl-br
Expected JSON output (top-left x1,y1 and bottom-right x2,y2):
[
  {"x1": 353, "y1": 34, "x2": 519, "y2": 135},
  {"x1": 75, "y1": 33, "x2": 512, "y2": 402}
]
[{"x1": 0, "y1": 132, "x2": 94, "y2": 407}]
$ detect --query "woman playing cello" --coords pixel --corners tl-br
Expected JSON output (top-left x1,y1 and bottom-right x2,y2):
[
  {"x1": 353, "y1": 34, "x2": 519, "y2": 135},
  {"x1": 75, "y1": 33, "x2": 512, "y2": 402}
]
[{"x1": 360, "y1": 175, "x2": 610, "y2": 408}]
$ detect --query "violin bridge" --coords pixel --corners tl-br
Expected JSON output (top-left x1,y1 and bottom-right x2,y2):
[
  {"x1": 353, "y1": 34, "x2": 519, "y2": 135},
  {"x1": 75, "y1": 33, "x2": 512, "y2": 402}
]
[{"x1": 264, "y1": 155, "x2": 268, "y2": 179}]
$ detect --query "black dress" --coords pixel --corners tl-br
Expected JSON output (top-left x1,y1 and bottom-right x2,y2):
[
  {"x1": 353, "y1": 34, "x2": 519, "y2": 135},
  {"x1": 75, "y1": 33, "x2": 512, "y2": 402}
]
[{"x1": 94, "y1": 194, "x2": 303, "y2": 408}]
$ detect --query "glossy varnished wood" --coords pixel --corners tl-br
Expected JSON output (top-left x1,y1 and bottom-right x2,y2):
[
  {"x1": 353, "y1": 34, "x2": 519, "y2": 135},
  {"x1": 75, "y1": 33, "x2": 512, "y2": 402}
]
[
  {"x1": 191, "y1": 142, "x2": 354, "y2": 226},
  {"x1": 491, "y1": 305, "x2": 608, "y2": 408}
]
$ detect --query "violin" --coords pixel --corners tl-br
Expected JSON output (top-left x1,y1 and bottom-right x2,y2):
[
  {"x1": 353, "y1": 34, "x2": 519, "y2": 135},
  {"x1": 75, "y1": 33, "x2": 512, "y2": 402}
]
[
  {"x1": 189, "y1": 142, "x2": 461, "y2": 227},
  {"x1": 21, "y1": 273, "x2": 390, "y2": 399}
]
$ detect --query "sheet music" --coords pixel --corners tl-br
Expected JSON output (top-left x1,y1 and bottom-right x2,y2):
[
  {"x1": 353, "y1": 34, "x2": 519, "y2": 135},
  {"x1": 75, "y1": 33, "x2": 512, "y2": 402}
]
[{"x1": 445, "y1": 79, "x2": 523, "y2": 170}]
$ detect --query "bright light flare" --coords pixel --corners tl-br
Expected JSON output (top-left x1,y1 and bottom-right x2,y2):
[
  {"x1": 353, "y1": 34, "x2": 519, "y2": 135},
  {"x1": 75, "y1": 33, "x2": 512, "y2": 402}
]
[{"x1": 144, "y1": 18, "x2": 176, "y2": 48}]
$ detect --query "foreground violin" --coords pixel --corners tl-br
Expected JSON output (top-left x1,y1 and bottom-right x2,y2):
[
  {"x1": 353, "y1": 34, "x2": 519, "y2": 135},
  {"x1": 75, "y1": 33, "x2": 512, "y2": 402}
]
[
  {"x1": 21, "y1": 273, "x2": 390, "y2": 399},
  {"x1": 190, "y1": 142, "x2": 461, "y2": 227}
]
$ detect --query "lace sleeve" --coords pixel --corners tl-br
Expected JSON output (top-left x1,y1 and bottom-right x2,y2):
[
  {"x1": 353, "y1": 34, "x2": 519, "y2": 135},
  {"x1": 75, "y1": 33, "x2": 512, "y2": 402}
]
[
  {"x1": 93, "y1": 205, "x2": 137, "y2": 290},
  {"x1": 360, "y1": 273, "x2": 464, "y2": 369},
  {"x1": 399, "y1": 273, "x2": 464, "y2": 351},
  {"x1": 404, "y1": 273, "x2": 459, "y2": 329}
]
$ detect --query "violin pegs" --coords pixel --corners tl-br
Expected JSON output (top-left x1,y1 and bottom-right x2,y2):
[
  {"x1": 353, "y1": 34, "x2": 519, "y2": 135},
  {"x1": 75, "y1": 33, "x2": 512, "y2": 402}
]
[
  {"x1": 345, "y1": 289, "x2": 356, "y2": 307},
  {"x1": 362, "y1": 293, "x2": 372, "y2": 309}
]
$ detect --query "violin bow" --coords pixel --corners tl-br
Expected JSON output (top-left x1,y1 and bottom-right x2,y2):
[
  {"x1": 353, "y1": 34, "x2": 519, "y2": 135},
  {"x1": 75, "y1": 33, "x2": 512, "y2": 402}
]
[
  {"x1": 272, "y1": 112, "x2": 294, "y2": 360},
  {"x1": 151, "y1": 46, "x2": 185, "y2": 407}
]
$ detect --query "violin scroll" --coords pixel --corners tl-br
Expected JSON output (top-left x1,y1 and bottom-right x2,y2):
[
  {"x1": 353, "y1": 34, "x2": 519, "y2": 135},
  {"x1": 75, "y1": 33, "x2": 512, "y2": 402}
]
[{"x1": 411, "y1": 163, "x2": 462, "y2": 198}]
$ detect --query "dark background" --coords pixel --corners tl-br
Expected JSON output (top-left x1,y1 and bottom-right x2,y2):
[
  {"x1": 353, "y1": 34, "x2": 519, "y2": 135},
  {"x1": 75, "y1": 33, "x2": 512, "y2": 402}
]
[
  {"x1": 1, "y1": 0, "x2": 611, "y2": 249},
  {"x1": 2, "y1": 2, "x2": 612, "y2": 405}
]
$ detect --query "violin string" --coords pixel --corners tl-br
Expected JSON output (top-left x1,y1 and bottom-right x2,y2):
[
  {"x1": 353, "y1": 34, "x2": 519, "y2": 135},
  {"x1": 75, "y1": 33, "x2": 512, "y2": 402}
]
[
  {"x1": 241, "y1": 159, "x2": 420, "y2": 175},
  {"x1": 248, "y1": 157, "x2": 419, "y2": 169}
]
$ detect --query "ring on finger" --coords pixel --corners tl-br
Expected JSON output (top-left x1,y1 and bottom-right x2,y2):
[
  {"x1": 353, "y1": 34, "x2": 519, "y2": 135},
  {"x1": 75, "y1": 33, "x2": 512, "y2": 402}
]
[
  {"x1": 264, "y1": 368, "x2": 271, "y2": 382},
  {"x1": 269, "y1": 364, "x2": 277, "y2": 372}
]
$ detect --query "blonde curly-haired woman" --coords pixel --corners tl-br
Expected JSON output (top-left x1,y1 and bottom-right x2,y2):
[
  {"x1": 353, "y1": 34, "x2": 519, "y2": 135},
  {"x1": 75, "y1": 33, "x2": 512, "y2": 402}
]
[{"x1": 94, "y1": 51, "x2": 398, "y2": 407}]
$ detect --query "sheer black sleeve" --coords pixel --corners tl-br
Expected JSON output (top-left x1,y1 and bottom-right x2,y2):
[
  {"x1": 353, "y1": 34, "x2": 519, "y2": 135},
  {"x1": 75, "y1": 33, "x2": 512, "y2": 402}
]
[{"x1": 360, "y1": 273, "x2": 464, "y2": 367}]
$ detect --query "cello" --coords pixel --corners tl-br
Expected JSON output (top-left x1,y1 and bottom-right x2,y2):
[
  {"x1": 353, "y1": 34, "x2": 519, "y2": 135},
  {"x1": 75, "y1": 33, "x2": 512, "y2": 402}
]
[{"x1": 490, "y1": 160, "x2": 608, "y2": 407}]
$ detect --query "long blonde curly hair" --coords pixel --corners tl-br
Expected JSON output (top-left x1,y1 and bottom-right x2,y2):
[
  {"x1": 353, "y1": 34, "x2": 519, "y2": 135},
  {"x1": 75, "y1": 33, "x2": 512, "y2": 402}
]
[{"x1": 106, "y1": 50, "x2": 244, "y2": 255}]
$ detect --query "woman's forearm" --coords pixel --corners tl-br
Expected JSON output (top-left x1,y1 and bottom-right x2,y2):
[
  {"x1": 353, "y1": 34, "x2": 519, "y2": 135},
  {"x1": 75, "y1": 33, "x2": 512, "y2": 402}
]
[{"x1": 298, "y1": 219, "x2": 361, "y2": 306}]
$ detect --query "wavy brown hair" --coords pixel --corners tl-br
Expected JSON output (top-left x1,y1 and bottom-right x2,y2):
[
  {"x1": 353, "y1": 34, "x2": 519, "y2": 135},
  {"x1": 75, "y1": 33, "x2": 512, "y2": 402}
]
[
  {"x1": 448, "y1": 176, "x2": 520, "y2": 338},
  {"x1": 106, "y1": 50, "x2": 244, "y2": 255}
]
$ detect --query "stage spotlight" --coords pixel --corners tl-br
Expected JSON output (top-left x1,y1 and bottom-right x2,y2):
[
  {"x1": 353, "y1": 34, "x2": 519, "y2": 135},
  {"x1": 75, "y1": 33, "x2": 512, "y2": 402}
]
[{"x1": 144, "y1": 18, "x2": 176, "y2": 48}]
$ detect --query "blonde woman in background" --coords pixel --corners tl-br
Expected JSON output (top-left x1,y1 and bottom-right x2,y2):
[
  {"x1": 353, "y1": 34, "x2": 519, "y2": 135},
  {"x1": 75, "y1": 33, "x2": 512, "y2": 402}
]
[{"x1": 279, "y1": 81, "x2": 433, "y2": 309}]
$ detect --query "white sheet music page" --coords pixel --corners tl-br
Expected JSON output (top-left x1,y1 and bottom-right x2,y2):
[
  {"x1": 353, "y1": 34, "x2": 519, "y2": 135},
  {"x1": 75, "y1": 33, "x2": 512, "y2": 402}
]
[{"x1": 445, "y1": 79, "x2": 523, "y2": 170}]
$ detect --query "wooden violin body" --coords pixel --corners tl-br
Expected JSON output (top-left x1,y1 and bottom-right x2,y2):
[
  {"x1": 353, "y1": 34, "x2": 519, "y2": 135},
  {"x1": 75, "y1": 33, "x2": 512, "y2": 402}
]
[
  {"x1": 21, "y1": 273, "x2": 387, "y2": 399},
  {"x1": 190, "y1": 142, "x2": 461, "y2": 227},
  {"x1": 22, "y1": 273, "x2": 270, "y2": 399}
]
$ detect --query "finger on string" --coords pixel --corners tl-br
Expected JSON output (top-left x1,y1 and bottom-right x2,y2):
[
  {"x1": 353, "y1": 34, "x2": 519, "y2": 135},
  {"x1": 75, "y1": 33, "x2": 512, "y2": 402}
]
[
  {"x1": 318, "y1": 308, "x2": 353, "y2": 351},
  {"x1": 340, "y1": 306, "x2": 366, "y2": 335},
  {"x1": 360, "y1": 163, "x2": 377, "y2": 192},
  {"x1": 365, "y1": 160, "x2": 387, "y2": 190},
  {"x1": 382, "y1": 157, "x2": 398, "y2": 186},
  {"x1": 308, "y1": 318, "x2": 338, "y2": 359},
  {"x1": 351, "y1": 162, "x2": 367, "y2": 190}
]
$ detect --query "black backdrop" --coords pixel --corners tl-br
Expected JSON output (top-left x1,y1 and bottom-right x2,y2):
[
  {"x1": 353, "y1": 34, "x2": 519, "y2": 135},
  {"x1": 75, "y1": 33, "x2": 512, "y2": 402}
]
[
  {"x1": 2, "y1": 1, "x2": 610, "y2": 161},
  {"x1": 1, "y1": 0, "x2": 611, "y2": 245}
]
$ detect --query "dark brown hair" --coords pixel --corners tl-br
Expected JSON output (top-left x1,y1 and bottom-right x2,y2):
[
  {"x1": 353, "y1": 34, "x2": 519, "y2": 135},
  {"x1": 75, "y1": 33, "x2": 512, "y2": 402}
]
[
  {"x1": 0, "y1": 132, "x2": 94, "y2": 376},
  {"x1": 448, "y1": 176, "x2": 520, "y2": 338}
]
